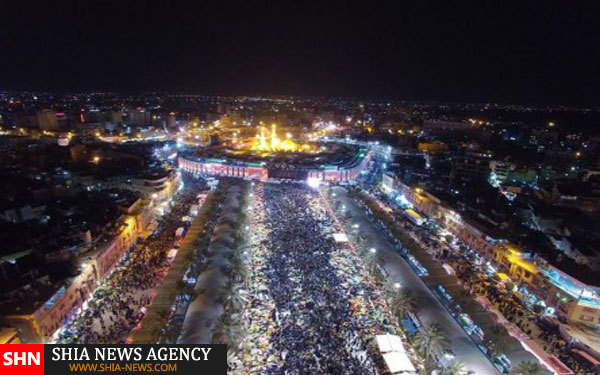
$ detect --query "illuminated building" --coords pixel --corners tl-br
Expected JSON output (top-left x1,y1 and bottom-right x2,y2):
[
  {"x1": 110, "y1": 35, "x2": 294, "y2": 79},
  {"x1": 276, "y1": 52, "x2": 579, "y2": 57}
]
[
  {"x1": 166, "y1": 112, "x2": 177, "y2": 128},
  {"x1": 1, "y1": 207, "x2": 149, "y2": 342},
  {"x1": 250, "y1": 124, "x2": 309, "y2": 152},
  {"x1": 178, "y1": 143, "x2": 371, "y2": 183},
  {"x1": 383, "y1": 172, "x2": 600, "y2": 328},
  {"x1": 417, "y1": 142, "x2": 447, "y2": 154}
]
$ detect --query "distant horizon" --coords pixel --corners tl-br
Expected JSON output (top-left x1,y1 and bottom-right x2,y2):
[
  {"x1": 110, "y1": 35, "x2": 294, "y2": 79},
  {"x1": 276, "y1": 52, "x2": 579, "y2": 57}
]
[
  {"x1": 1, "y1": 1, "x2": 599, "y2": 107},
  {"x1": 1, "y1": 89, "x2": 600, "y2": 111}
]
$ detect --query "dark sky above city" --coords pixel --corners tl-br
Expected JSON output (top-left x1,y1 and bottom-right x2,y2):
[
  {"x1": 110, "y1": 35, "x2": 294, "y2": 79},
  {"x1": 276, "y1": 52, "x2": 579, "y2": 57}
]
[{"x1": 1, "y1": 0, "x2": 599, "y2": 106}]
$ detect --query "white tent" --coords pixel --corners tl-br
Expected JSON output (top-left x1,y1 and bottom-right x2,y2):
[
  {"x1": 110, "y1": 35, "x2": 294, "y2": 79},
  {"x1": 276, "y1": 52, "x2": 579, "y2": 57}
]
[
  {"x1": 376, "y1": 334, "x2": 406, "y2": 353},
  {"x1": 382, "y1": 352, "x2": 416, "y2": 374},
  {"x1": 333, "y1": 233, "x2": 349, "y2": 243},
  {"x1": 376, "y1": 334, "x2": 416, "y2": 374}
]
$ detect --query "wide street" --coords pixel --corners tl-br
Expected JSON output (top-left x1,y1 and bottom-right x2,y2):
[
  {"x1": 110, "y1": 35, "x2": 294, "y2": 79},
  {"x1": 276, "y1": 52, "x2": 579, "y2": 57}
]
[{"x1": 331, "y1": 186, "x2": 501, "y2": 375}]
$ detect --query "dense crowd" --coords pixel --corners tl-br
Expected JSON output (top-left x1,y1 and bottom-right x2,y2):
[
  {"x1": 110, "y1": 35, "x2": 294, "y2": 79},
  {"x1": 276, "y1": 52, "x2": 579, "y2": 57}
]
[
  {"x1": 52, "y1": 178, "x2": 206, "y2": 344},
  {"x1": 240, "y1": 184, "x2": 412, "y2": 375}
]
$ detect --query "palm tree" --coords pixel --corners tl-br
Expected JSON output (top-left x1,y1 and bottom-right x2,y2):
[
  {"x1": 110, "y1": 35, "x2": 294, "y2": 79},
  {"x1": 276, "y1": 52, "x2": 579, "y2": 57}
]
[
  {"x1": 412, "y1": 324, "x2": 450, "y2": 361},
  {"x1": 225, "y1": 283, "x2": 249, "y2": 313},
  {"x1": 333, "y1": 200, "x2": 341, "y2": 212},
  {"x1": 443, "y1": 361, "x2": 469, "y2": 375},
  {"x1": 213, "y1": 316, "x2": 245, "y2": 350},
  {"x1": 226, "y1": 349, "x2": 243, "y2": 375},
  {"x1": 486, "y1": 324, "x2": 509, "y2": 357},
  {"x1": 162, "y1": 322, "x2": 181, "y2": 343},
  {"x1": 356, "y1": 234, "x2": 369, "y2": 250},
  {"x1": 383, "y1": 278, "x2": 403, "y2": 295},
  {"x1": 511, "y1": 360, "x2": 548, "y2": 375},
  {"x1": 389, "y1": 290, "x2": 416, "y2": 318},
  {"x1": 230, "y1": 255, "x2": 248, "y2": 283},
  {"x1": 364, "y1": 252, "x2": 379, "y2": 273}
]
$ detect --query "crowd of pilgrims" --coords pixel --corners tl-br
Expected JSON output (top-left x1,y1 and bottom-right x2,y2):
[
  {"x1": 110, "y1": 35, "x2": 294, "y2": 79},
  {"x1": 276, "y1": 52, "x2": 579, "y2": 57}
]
[
  {"x1": 53, "y1": 178, "x2": 206, "y2": 344},
  {"x1": 241, "y1": 184, "x2": 395, "y2": 375}
]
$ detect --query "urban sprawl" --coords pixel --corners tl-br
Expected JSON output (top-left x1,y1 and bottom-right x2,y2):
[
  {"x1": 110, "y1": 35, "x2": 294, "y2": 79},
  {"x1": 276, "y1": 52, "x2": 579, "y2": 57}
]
[{"x1": 0, "y1": 93, "x2": 599, "y2": 375}]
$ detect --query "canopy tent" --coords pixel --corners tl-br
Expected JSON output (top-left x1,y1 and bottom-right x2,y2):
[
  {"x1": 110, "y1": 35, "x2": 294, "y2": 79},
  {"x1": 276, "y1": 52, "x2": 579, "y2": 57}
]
[
  {"x1": 177, "y1": 295, "x2": 224, "y2": 344},
  {"x1": 212, "y1": 232, "x2": 236, "y2": 246},
  {"x1": 194, "y1": 266, "x2": 228, "y2": 297},
  {"x1": 376, "y1": 334, "x2": 405, "y2": 353},
  {"x1": 207, "y1": 243, "x2": 233, "y2": 257},
  {"x1": 214, "y1": 223, "x2": 234, "y2": 234},
  {"x1": 333, "y1": 233, "x2": 349, "y2": 243},
  {"x1": 377, "y1": 335, "x2": 417, "y2": 374},
  {"x1": 218, "y1": 212, "x2": 240, "y2": 227},
  {"x1": 382, "y1": 352, "x2": 417, "y2": 374}
]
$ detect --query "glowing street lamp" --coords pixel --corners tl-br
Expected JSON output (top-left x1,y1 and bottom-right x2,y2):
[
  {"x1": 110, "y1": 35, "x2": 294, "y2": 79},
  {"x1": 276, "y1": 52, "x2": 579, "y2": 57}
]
[{"x1": 307, "y1": 177, "x2": 321, "y2": 189}]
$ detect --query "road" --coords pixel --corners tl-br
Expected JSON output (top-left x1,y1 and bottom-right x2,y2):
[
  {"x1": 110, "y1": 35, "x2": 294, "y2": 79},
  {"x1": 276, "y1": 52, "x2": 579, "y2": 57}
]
[{"x1": 332, "y1": 186, "x2": 500, "y2": 375}]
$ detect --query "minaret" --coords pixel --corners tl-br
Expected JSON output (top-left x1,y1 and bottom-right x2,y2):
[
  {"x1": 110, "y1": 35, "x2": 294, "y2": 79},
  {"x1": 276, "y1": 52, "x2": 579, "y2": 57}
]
[
  {"x1": 271, "y1": 123, "x2": 278, "y2": 149},
  {"x1": 259, "y1": 126, "x2": 267, "y2": 149}
]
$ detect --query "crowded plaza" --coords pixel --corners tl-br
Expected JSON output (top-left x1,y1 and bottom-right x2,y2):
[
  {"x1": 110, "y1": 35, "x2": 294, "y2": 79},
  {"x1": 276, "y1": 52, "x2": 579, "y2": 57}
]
[{"x1": 234, "y1": 183, "x2": 419, "y2": 375}]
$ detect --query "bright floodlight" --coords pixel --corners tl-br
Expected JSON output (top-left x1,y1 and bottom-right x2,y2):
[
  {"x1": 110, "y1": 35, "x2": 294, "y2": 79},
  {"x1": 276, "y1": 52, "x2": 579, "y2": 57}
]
[
  {"x1": 307, "y1": 177, "x2": 321, "y2": 189},
  {"x1": 369, "y1": 248, "x2": 377, "y2": 254},
  {"x1": 394, "y1": 282, "x2": 401, "y2": 289}
]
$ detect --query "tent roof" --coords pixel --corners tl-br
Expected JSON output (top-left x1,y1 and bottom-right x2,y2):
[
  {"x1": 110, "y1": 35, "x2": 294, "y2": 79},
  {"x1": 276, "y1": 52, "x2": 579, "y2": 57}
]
[
  {"x1": 376, "y1": 334, "x2": 406, "y2": 353},
  {"x1": 382, "y1": 352, "x2": 417, "y2": 374},
  {"x1": 177, "y1": 296, "x2": 224, "y2": 344}
]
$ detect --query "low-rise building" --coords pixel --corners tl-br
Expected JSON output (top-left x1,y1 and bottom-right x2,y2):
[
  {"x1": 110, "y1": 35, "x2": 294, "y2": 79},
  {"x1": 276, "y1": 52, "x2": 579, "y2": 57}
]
[
  {"x1": 381, "y1": 172, "x2": 600, "y2": 330},
  {"x1": 0, "y1": 192, "x2": 153, "y2": 342}
]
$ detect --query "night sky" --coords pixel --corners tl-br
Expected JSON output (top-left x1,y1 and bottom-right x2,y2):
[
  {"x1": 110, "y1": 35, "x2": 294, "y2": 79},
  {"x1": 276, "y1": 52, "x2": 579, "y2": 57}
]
[{"x1": 1, "y1": 0, "x2": 599, "y2": 105}]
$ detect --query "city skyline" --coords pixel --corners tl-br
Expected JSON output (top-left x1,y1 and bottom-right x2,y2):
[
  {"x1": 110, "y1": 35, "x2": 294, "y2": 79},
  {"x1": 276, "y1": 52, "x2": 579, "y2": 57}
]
[{"x1": 1, "y1": 2, "x2": 600, "y2": 374}]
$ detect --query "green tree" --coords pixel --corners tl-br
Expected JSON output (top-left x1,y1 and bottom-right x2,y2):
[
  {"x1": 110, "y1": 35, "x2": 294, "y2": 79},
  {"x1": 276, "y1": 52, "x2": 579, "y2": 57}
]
[
  {"x1": 225, "y1": 283, "x2": 249, "y2": 313},
  {"x1": 486, "y1": 324, "x2": 509, "y2": 357},
  {"x1": 443, "y1": 361, "x2": 469, "y2": 375},
  {"x1": 412, "y1": 324, "x2": 450, "y2": 361},
  {"x1": 364, "y1": 251, "x2": 380, "y2": 273},
  {"x1": 226, "y1": 349, "x2": 243, "y2": 375},
  {"x1": 213, "y1": 316, "x2": 244, "y2": 350},
  {"x1": 389, "y1": 290, "x2": 416, "y2": 319}
]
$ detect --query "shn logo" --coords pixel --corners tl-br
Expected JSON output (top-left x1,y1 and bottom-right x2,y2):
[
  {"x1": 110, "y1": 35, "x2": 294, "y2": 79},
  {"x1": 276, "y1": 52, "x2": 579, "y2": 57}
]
[{"x1": 3, "y1": 352, "x2": 41, "y2": 366}]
